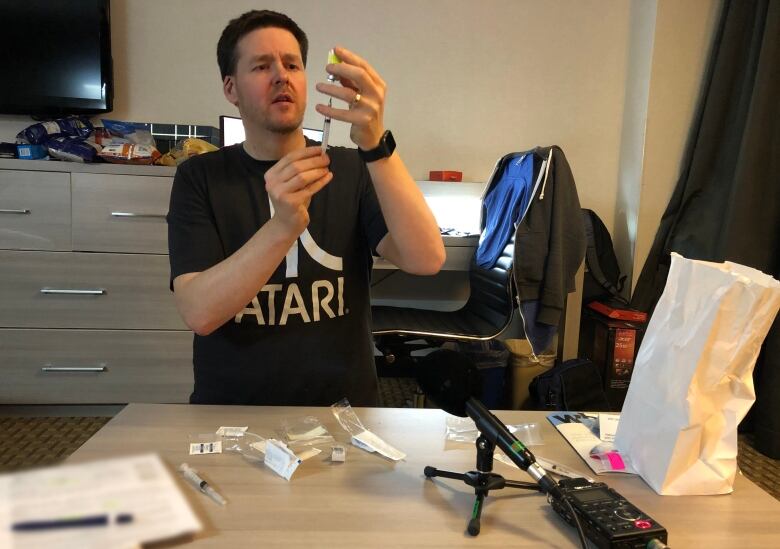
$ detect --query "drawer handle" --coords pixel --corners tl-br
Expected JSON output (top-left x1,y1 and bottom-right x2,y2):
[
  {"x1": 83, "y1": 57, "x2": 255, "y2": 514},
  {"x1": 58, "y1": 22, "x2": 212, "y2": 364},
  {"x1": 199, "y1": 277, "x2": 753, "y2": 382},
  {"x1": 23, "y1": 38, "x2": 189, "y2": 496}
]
[
  {"x1": 0, "y1": 208, "x2": 31, "y2": 214},
  {"x1": 42, "y1": 365, "x2": 107, "y2": 373},
  {"x1": 40, "y1": 288, "x2": 107, "y2": 296},
  {"x1": 111, "y1": 211, "x2": 166, "y2": 219}
]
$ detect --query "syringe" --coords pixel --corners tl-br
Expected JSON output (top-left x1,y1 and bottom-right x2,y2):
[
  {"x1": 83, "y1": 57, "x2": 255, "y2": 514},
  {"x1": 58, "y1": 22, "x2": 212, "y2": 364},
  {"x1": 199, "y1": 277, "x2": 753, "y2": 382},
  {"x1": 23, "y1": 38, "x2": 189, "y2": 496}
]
[{"x1": 321, "y1": 49, "x2": 341, "y2": 150}]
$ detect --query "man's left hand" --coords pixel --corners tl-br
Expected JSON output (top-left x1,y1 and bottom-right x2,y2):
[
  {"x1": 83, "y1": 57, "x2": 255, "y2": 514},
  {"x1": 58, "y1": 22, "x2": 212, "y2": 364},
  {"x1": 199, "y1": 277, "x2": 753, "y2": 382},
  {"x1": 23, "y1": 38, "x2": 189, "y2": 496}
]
[{"x1": 315, "y1": 46, "x2": 386, "y2": 151}]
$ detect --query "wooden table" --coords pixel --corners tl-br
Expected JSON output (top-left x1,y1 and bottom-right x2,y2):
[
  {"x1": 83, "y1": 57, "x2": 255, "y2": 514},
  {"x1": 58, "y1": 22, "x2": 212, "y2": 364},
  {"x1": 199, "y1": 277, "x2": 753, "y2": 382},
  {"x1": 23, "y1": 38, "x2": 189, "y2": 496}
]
[{"x1": 68, "y1": 404, "x2": 780, "y2": 548}]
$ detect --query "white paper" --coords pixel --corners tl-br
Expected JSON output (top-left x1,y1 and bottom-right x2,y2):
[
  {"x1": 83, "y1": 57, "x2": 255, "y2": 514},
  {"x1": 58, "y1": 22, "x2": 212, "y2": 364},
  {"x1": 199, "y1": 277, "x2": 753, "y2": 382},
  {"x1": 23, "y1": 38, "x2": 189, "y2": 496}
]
[
  {"x1": 547, "y1": 413, "x2": 637, "y2": 475},
  {"x1": 0, "y1": 453, "x2": 201, "y2": 549},
  {"x1": 492, "y1": 454, "x2": 595, "y2": 483},
  {"x1": 598, "y1": 413, "x2": 621, "y2": 442},
  {"x1": 351, "y1": 429, "x2": 406, "y2": 461}
]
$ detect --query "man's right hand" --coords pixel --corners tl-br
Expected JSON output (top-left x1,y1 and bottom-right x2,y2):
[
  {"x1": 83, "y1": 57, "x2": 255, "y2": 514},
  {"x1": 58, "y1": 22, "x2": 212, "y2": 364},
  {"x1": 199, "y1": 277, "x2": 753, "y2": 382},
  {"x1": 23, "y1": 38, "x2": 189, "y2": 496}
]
[{"x1": 264, "y1": 146, "x2": 333, "y2": 237}]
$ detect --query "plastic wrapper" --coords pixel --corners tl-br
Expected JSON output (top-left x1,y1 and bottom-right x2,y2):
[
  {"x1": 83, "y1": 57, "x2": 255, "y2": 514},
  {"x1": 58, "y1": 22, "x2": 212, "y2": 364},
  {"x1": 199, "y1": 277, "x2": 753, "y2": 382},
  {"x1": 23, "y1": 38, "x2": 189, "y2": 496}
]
[
  {"x1": 444, "y1": 416, "x2": 543, "y2": 446},
  {"x1": 16, "y1": 116, "x2": 93, "y2": 145},
  {"x1": 222, "y1": 431, "x2": 267, "y2": 463},
  {"x1": 156, "y1": 138, "x2": 218, "y2": 166},
  {"x1": 279, "y1": 416, "x2": 334, "y2": 449},
  {"x1": 98, "y1": 143, "x2": 161, "y2": 165},
  {"x1": 101, "y1": 119, "x2": 156, "y2": 147},
  {"x1": 330, "y1": 398, "x2": 367, "y2": 437},
  {"x1": 45, "y1": 136, "x2": 100, "y2": 163}
]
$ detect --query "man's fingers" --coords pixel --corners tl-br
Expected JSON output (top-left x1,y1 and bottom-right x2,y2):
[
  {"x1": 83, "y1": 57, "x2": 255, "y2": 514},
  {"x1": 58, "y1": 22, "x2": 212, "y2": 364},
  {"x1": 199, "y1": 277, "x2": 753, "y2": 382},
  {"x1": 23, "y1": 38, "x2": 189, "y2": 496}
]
[
  {"x1": 315, "y1": 102, "x2": 374, "y2": 126},
  {"x1": 333, "y1": 46, "x2": 385, "y2": 88},
  {"x1": 277, "y1": 153, "x2": 330, "y2": 183},
  {"x1": 304, "y1": 171, "x2": 334, "y2": 197},
  {"x1": 284, "y1": 168, "x2": 331, "y2": 193},
  {"x1": 271, "y1": 146, "x2": 327, "y2": 173},
  {"x1": 316, "y1": 82, "x2": 357, "y2": 105}
]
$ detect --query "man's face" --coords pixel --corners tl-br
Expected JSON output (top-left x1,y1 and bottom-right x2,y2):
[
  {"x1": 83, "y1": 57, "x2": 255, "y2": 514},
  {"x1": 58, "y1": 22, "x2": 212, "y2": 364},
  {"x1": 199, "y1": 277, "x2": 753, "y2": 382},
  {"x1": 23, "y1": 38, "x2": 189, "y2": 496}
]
[{"x1": 225, "y1": 27, "x2": 307, "y2": 135}]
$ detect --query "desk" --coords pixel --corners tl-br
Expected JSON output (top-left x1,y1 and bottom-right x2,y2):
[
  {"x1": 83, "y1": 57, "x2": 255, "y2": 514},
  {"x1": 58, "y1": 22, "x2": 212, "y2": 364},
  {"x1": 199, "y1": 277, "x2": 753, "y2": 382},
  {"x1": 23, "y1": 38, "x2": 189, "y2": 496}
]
[
  {"x1": 373, "y1": 234, "x2": 479, "y2": 272},
  {"x1": 68, "y1": 405, "x2": 780, "y2": 547}
]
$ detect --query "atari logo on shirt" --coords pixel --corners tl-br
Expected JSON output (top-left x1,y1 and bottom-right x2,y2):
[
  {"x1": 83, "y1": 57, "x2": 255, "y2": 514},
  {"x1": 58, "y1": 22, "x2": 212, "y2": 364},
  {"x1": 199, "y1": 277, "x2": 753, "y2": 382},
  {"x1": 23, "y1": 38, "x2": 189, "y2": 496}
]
[{"x1": 233, "y1": 197, "x2": 346, "y2": 326}]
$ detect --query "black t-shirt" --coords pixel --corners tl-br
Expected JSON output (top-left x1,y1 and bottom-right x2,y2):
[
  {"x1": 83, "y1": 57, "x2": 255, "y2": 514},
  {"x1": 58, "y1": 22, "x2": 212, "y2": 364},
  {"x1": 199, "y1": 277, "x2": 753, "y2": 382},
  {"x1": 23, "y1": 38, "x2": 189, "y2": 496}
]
[{"x1": 167, "y1": 142, "x2": 388, "y2": 406}]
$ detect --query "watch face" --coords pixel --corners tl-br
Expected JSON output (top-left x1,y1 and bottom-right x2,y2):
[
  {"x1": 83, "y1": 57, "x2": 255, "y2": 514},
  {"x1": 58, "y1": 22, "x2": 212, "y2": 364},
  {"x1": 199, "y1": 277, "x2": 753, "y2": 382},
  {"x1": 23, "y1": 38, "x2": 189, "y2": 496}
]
[
  {"x1": 384, "y1": 131, "x2": 396, "y2": 154},
  {"x1": 360, "y1": 130, "x2": 395, "y2": 162}
]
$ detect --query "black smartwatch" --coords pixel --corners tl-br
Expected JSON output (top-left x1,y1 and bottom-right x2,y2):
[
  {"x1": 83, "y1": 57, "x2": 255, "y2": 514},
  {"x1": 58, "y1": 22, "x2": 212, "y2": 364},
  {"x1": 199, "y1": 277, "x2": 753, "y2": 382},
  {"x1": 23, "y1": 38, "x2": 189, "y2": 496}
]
[{"x1": 358, "y1": 130, "x2": 396, "y2": 163}]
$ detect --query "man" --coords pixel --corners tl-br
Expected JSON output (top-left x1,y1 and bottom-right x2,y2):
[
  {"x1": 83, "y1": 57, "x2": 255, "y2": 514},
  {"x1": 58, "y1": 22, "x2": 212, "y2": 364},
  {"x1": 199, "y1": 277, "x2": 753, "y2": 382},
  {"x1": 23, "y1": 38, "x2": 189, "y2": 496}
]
[{"x1": 167, "y1": 10, "x2": 444, "y2": 406}]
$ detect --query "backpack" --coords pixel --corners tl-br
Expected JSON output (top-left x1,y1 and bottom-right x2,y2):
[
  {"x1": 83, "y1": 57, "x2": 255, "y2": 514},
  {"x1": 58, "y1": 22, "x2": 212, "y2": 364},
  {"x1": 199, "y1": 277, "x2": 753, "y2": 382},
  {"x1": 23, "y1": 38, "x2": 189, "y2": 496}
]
[
  {"x1": 528, "y1": 358, "x2": 611, "y2": 411},
  {"x1": 581, "y1": 209, "x2": 627, "y2": 305}
]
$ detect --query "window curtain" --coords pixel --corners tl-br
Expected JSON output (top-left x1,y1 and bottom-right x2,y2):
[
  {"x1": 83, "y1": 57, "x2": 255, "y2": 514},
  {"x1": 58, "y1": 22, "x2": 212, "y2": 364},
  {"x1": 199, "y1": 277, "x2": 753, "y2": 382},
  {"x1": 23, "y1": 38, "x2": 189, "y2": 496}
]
[{"x1": 631, "y1": 0, "x2": 780, "y2": 456}]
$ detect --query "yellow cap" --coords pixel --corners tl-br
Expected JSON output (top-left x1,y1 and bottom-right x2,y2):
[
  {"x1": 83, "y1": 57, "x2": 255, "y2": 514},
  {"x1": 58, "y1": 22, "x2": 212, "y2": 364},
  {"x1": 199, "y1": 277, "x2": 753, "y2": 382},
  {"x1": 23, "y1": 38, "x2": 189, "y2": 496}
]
[{"x1": 327, "y1": 49, "x2": 341, "y2": 65}]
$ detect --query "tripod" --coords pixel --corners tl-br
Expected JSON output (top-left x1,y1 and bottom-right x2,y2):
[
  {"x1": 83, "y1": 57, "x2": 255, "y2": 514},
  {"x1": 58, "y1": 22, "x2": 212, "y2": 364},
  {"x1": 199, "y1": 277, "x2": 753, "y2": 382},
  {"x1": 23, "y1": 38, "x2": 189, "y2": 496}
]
[{"x1": 424, "y1": 434, "x2": 541, "y2": 536}]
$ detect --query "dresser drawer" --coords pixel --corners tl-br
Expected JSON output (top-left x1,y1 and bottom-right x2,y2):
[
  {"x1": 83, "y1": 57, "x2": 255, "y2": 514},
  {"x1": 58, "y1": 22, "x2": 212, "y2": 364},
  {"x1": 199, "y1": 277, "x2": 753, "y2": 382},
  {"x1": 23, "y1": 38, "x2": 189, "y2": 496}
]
[
  {"x1": 0, "y1": 170, "x2": 71, "y2": 251},
  {"x1": 0, "y1": 329, "x2": 192, "y2": 404},
  {"x1": 0, "y1": 250, "x2": 186, "y2": 329},
  {"x1": 72, "y1": 173, "x2": 172, "y2": 254}
]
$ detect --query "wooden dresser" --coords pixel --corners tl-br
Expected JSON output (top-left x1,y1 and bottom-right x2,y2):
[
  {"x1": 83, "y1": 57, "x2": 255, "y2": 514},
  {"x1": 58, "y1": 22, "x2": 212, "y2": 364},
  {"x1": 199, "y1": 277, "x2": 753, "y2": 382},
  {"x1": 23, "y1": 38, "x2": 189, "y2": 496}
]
[{"x1": 0, "y1": 159, "x2": 192, "y2": 404}]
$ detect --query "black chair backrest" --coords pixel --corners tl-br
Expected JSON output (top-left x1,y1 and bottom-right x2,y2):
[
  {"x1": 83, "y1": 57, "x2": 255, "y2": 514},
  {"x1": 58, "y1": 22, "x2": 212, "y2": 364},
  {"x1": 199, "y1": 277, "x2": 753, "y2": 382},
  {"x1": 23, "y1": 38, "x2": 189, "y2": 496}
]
[{"x1": 461, "y1": 233, "x2": 515, "y2": 335}]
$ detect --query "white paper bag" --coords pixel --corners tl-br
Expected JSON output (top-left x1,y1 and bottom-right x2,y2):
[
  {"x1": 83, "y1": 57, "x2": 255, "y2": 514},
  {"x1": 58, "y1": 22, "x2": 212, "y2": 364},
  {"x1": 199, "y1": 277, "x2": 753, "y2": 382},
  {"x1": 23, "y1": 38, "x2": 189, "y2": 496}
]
[{"x1": 615, "y1": 253, "x2": 780, "y2": 495}]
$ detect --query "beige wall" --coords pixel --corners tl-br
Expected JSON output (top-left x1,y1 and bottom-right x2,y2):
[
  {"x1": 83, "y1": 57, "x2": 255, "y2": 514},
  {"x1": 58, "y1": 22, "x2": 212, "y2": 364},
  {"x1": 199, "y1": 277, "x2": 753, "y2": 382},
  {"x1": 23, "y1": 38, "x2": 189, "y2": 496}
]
[
  {"x1": 0, "y1": 0, "x2": 721, "y2": 305},
  {"x1": 629, "y1": 0, "x2": 721, "y2": 289}
]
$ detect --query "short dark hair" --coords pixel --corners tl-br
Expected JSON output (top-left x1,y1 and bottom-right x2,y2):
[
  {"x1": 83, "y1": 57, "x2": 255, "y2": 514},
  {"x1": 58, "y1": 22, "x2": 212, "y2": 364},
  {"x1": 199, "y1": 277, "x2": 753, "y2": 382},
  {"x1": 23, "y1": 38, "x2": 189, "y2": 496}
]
[{"x1": 217, "y1": 10, "x2": 309, "y2": 80}]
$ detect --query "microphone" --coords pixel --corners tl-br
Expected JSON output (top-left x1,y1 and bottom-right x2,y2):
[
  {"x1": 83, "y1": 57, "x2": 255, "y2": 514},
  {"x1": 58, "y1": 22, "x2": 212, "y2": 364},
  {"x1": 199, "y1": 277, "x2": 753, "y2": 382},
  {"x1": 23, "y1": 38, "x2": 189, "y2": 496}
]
[{"x1": 417, "y1": 349, "x2": 563, "y2": 499}]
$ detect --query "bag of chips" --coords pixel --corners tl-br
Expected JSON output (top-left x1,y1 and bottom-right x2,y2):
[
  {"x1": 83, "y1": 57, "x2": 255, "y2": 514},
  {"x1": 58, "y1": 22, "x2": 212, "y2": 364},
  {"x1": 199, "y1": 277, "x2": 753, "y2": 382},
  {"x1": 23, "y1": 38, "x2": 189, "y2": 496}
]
[
  {"x1": 45, "y1": 136, "x2": 101, "y2": 163},
  {"x1": 17, "y1": 116, "x2": 93, "y2": 145},
  {"x1": 98, "y1": 143, "x2": 161, "y2": 165}
]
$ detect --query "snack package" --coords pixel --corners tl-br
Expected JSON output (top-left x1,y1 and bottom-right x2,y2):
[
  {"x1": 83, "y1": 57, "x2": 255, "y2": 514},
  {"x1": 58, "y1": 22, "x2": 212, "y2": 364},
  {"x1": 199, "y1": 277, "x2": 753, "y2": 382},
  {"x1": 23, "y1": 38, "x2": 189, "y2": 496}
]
[
  {"x1": 17, "y1": 116, "x2": 93, "y2": 145},
  {"x1": 182, "y1": 138, "x2": 218, "y2": 156},
  {"x1": 98, "y1": 143, "x2": 161, "y2": 165},
  {"x1": 101, "y1": 119, "x2": 156, "y2": 147},
  {"x1": 155, "y1": 138, "x2": 218, "y2": 166},
  {"x1": 45, "y1": 136, "x2": 101, "y2": 163}
]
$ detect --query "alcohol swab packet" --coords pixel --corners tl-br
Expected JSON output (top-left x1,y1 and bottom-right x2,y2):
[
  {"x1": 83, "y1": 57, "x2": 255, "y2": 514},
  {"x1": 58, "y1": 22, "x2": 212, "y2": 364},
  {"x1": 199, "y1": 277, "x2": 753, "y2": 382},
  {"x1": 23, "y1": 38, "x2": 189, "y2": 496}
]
[
  {"x1": 331, "y1": 398, "x2": 406, "y2": 461},
  {"x1": 264, "y1": 439, "x2": 302, "y2": 481}
]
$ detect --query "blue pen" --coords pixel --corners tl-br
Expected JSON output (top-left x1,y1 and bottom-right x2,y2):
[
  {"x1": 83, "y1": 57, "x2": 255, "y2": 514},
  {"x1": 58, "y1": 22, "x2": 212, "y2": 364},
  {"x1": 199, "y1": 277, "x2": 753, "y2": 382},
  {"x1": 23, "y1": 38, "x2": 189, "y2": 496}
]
[{"x1": 12, "y1": 513, "x2": 133, "y2": 532}]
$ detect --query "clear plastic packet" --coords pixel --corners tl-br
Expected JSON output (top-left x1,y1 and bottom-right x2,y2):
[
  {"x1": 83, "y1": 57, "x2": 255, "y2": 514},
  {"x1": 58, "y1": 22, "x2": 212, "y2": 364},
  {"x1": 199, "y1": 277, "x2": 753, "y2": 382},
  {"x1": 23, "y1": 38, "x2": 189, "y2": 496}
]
[
  {"x1": 222, "y1": 431, "x2": 267, "y2": 463},
  {"x1": 445, "y1": 416, "x2": 544, "y2": 446},
  {"x1": 279, "y1": 416, "x2": 334, "y2": 448},
  {"x1": 101, "y1": 119, "x2": 156, "y2": 147},
  {"x1": 330, "y1": 398, "x2": 366, "y2": 437},
  {"x1": 331, "y1": 398, "x2": 406, "y2": 461}
]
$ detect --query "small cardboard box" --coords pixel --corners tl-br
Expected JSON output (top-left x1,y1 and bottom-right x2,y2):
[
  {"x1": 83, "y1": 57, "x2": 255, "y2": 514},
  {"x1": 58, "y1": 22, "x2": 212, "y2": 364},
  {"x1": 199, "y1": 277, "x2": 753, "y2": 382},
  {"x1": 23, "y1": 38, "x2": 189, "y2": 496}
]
[
  {"x1": 428, "y1": 170, "x2": 462, "y2": 182},
  {"x1": 579, "y1": 307, "x2": 646, "y2": 410}
]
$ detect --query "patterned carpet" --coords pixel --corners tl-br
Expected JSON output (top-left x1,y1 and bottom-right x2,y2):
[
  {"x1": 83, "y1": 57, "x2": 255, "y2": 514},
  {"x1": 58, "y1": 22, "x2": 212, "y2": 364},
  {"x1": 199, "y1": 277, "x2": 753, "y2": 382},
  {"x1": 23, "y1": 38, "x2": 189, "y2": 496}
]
[{"x1": 1, "y1": 381, "x2": 778, "y2": 503}]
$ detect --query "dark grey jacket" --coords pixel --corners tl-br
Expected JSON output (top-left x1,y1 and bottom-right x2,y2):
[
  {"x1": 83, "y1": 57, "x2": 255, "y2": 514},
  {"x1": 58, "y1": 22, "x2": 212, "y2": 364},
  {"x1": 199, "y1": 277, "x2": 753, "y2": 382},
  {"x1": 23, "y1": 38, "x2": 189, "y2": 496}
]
[{"x1": 513, "y1": 146, "x2": 586, "y2": 326}]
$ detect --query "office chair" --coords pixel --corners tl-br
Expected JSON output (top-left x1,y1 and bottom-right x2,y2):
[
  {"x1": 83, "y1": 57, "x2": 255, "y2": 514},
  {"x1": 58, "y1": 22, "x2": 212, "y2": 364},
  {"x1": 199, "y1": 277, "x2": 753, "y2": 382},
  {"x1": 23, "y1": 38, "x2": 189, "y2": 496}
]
[
  {"x1": 371, "y1": 147, "x2": 581, "y2": 409},
  {"x1": 371, "y1": 233, "x2": 517, "y2": 368}
]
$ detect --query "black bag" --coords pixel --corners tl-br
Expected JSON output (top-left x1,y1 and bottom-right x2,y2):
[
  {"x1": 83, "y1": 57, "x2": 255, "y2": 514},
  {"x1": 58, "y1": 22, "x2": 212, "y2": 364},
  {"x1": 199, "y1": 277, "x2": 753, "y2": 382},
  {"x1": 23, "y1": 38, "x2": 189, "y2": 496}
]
[
  {"x1": 528, "y1": 358, "x2": 611, "y2": 411},
  {"x1": 581, "y1": 209, "x2": 627, "y2": 305}
]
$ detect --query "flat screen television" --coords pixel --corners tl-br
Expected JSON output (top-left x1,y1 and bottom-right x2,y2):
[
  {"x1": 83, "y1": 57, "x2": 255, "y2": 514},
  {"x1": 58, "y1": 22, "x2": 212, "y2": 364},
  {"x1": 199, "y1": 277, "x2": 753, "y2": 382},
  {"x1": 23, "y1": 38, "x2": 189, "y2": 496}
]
[{"x1": 0, "y1": 0, "x2": 113, "y2": 115}]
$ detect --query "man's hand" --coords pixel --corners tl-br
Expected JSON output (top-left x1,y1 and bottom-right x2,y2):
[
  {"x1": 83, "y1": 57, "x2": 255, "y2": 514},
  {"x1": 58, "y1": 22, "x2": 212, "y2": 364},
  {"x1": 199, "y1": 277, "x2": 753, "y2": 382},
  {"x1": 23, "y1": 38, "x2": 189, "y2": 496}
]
[
  {"x1": 264, "y1": 146, "x2": 333, "y2": 237},
  {"x1": 315, "y1": 46, "x2": 387, "y2": 151}
]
